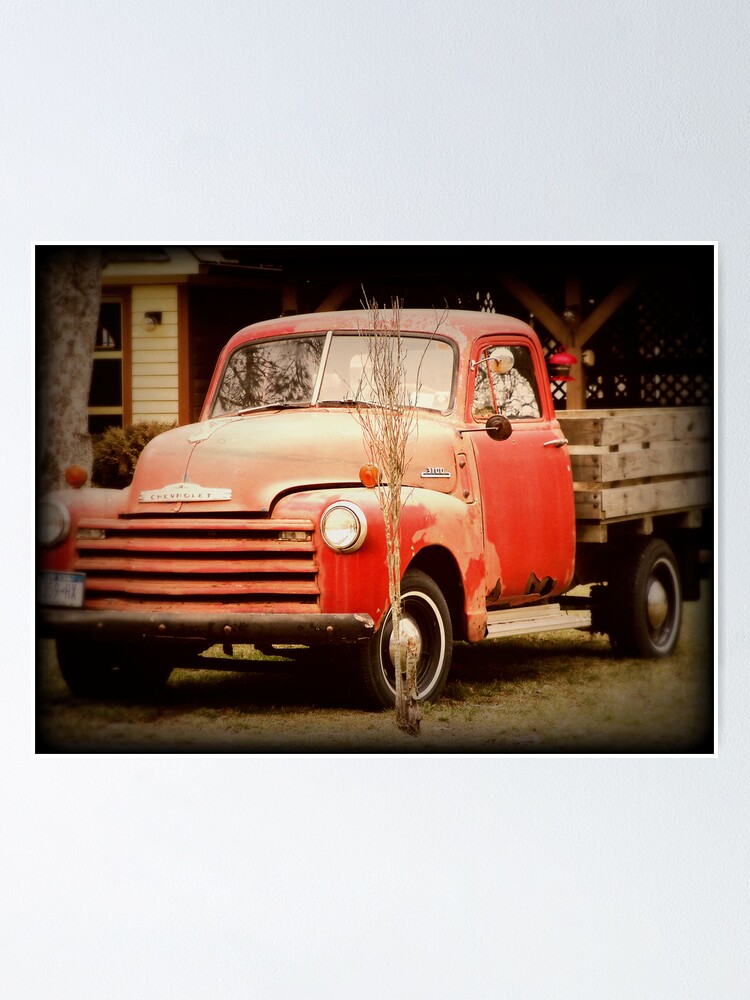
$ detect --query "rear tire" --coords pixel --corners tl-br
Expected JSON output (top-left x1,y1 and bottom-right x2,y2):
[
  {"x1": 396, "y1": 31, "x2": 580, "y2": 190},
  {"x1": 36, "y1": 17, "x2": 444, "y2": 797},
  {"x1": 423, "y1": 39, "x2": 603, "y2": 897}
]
[
  {"x1": 357, "y1": 569, "x2": 453, "y2": 709},
  {"x1": 606, "y1": 538, "x2": 682, "y2": 658},
  {"x1": 56, "y1": 640, "x2": 173, "y2": 700}
]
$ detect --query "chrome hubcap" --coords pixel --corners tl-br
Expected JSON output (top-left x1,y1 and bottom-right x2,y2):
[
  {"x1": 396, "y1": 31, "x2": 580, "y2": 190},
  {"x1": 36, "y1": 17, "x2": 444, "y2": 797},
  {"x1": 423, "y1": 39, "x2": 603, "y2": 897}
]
[
  {"x1": 646, "y1": 577, "x2": 669, "y2": 630},
  {"x1": 388, "y1": 615, "x2": 423, "y2": 667}
]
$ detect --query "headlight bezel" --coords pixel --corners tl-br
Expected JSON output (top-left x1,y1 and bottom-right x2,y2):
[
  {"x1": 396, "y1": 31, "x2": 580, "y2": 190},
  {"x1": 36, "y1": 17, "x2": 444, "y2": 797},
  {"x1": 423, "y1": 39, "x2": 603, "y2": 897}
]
[
  {"x1": 37, "y1": 499, "x2": 72, "y2": 548},
  {"x1": 320, "y1": 501, "x2": 368, "y2": 553}
]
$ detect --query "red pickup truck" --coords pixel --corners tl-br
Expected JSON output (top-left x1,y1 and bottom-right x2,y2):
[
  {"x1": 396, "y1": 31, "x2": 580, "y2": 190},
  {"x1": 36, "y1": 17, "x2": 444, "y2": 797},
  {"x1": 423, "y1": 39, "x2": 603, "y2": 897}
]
[{"x1": 37, "y1": 309, "x2": 711, "y2": 706}]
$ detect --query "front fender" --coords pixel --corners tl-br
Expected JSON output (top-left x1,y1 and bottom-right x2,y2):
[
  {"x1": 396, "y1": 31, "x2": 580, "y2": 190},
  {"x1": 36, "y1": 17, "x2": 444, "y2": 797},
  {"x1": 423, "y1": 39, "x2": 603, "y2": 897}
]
[
  {"x1": 38, "y1": 486, "x2": 131, "y2": 571},
  {"x1": 273, "y1": 487, "x2": 485, "y2": 635}
]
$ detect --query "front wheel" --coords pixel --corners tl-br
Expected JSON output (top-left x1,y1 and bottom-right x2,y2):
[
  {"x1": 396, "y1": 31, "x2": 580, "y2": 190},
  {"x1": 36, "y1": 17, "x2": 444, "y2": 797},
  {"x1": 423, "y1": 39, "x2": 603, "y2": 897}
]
[
  {"x1": 607, "y1": 538, "x2": 682, "y2": 658},
  {"x1": 357, "y1": 569, "x2": 453, "y2": 709},
  {"x1": 56, "y1": 640, "x2": 173, "y2": 700}
]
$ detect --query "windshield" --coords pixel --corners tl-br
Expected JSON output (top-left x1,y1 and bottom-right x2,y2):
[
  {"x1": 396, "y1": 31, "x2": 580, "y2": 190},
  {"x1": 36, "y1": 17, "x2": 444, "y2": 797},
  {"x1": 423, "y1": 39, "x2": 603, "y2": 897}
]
[{"x1": 210, "y1": 332, "x2": 456, "y2": 416}]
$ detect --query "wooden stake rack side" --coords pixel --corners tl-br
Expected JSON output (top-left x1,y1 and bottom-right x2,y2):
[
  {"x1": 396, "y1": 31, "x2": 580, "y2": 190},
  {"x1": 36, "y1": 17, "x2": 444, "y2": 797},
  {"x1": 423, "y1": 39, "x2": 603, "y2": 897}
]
[{"x1": 557, "y1": 408, "x2": 713, "y2": 543}]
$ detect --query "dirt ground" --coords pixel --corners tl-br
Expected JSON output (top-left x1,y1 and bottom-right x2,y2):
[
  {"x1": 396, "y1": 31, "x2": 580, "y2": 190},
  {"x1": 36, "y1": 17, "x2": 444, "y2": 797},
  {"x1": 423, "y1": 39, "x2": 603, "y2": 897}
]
[{"x1": 36, "y1": 585, "x2": 714, "y2": 754}]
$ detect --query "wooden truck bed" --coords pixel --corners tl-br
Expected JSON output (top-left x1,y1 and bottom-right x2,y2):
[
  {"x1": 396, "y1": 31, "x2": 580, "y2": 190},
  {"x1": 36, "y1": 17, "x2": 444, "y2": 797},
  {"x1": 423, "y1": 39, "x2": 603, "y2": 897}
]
[{"x1": 557, "y1": 407, "x2": 712, "y2": 543}]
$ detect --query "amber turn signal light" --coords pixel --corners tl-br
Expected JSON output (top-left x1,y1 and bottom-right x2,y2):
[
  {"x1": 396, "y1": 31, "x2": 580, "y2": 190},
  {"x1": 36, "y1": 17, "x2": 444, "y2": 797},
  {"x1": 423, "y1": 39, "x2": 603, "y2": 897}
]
[
  {"x1": 359, "y1": 464, "x2": 380, "y2": 489},
  {"x1": 64, "y1": 465, "x2": 88, "y2": 488}
]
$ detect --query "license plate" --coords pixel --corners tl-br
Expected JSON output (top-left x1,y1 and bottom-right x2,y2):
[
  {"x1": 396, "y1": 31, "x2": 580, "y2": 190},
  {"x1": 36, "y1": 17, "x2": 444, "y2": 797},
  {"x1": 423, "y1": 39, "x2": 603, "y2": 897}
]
[{"x1": 38, "y1": 571, "x2": 85, "y2": 608}]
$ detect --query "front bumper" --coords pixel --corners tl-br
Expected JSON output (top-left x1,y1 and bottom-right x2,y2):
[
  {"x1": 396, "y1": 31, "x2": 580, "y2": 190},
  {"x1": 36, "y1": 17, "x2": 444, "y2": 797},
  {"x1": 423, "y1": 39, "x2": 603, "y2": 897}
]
[{"x1": 38, "y1": 609, "x2": 375, "y2": 645}]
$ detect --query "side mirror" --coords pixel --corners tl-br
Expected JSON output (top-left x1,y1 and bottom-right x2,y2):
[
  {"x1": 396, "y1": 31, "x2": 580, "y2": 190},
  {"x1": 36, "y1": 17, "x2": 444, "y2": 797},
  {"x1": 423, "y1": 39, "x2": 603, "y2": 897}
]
[{"x1": 486, "y1": 414, "x2": 513, "y2": 441}]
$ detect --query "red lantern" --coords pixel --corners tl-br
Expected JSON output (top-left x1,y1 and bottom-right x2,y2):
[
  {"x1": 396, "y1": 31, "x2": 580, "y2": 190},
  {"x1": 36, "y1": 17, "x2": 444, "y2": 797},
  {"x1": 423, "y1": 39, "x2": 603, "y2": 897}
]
[{"x1": 548, "y1": 346, "x2": 577, "y2": 382}]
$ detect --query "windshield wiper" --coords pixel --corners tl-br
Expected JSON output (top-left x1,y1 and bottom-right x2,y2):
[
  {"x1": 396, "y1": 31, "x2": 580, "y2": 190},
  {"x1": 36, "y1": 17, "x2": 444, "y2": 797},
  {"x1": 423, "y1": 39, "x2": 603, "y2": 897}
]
[
  {"x1": 234, "y1": 402, "x2": 311, "y2": 416},
  {"x1": 315, "y1": 398, "x2": 378, "y2": 408}
]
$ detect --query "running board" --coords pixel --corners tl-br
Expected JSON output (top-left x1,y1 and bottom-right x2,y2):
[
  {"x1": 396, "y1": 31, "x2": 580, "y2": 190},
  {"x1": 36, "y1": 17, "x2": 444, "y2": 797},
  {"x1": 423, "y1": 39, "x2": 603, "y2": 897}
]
[{"x1": 485, "y1": 603, "x2": 592, "y2": 640}]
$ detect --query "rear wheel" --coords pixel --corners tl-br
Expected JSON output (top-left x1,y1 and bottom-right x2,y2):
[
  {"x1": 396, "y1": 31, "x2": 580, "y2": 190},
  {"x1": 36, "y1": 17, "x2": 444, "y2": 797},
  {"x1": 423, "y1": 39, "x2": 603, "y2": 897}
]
[
  {"x1": 358, "y1": 569, "x2": 453, "y2": 709},
  {"x1": 56, "y1": 640, "x2": 173, "y2": 700},
  {"x1": 606, "y1": 538, "x2": 682, "y2": 658}
]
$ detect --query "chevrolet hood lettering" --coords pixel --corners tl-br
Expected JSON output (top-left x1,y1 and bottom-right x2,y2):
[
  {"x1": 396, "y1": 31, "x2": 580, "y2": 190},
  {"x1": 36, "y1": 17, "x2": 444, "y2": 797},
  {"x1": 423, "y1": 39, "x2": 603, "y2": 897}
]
[{"x1": 139, "y1": 482, "x2": 232, "y2": 503}]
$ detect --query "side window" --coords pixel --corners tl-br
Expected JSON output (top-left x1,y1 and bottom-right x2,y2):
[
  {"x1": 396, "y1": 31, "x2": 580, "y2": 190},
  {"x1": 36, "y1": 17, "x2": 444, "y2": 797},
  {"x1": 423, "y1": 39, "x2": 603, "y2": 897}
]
[
  {"x1": 89, "y1": 299, "x2": 125, "y2": 434},
  {"x1": 472, "y1": 344, "x2": 541, "y2": 420}
]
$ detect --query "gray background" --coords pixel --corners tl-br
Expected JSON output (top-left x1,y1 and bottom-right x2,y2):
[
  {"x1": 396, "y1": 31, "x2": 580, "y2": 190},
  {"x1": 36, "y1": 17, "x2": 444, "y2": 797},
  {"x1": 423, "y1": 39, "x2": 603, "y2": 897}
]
[{"x1": 4, "y1": 1, "x2": 745, "y2": 996}]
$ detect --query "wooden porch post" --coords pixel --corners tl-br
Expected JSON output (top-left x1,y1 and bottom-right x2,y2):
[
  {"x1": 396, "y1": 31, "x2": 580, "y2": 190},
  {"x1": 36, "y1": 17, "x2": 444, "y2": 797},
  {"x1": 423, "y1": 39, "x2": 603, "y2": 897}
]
[
  {"x1": 281, "y1": 273, "x2": 299, "y2": 316},
  {"x1": 500, "y1": 272, "x2": 641, "y2": 411},
  {"x1": 564, "y1": 275, "x2": 585, "y2": 410},
  {"x1": 315, "y1": 280, "x2": 357, "y2": 312}
]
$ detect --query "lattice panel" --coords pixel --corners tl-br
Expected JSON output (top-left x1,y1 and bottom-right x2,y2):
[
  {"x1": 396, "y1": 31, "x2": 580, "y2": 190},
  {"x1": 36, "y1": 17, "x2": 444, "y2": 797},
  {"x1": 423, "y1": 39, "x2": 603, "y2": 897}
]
[
  {"x1": 478, "y1": 291, "x2": 496, "y2": 313},
  {"x1": 640, "y1": 372, "x2": 712, "y2": 406},
  {"x1": 635, "y1": 292, "x2": 711, "y2": 361},
  {"x1": 587, "y1": 374, "x2": 607, "y2": 403}
]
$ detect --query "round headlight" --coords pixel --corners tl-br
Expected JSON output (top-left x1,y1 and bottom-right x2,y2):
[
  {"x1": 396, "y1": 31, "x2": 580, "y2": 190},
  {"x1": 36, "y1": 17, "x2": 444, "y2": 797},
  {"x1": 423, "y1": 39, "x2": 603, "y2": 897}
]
[
  {"x1": 321, "y1": 501, "x2": 367, "y2": 553},
  {"x1": 37, "y1": 500, "x2": 71, "y2": 548}
]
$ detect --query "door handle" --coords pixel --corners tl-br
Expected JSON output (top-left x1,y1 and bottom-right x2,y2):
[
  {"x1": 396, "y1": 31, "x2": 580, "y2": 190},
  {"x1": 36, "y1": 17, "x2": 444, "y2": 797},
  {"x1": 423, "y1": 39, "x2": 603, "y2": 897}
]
[{"x1": 543, "y1": 438, "x2": 568, "y2": 448}]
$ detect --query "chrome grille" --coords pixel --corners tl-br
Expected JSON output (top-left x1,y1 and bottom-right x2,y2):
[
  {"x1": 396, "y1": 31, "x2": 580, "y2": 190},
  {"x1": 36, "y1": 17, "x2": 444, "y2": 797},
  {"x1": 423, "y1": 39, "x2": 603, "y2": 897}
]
[{"x1": 73, "y1": 516, "x2": 318, "y2": 613}]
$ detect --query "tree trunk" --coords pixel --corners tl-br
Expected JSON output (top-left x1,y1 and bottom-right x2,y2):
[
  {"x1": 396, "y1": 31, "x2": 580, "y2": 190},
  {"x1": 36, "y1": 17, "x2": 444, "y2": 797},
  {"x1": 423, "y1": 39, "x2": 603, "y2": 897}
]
[{"x1": 37, "y1": 248, "x2": 103, "y2": 495}]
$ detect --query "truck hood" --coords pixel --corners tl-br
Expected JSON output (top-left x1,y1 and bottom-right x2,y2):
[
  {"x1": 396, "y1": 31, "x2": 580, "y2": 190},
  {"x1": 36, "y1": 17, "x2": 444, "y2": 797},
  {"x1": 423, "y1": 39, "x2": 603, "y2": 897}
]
[{"x1": 129, "y1": 408, "x2": 460, "y2": 515}]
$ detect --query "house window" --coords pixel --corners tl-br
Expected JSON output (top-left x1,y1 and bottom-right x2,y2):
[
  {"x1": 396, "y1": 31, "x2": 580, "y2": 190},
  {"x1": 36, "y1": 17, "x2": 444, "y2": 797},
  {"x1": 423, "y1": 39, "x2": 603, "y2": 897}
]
[{"x1": 89, "y1": 299, "x2": 125, "y2": 434}]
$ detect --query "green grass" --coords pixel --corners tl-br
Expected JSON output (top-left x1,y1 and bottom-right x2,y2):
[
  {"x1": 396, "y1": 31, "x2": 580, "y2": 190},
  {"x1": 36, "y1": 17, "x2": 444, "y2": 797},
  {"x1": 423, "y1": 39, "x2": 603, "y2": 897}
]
[{"x1": 36, "y1": 586, "x2": 713, "y2": 754}]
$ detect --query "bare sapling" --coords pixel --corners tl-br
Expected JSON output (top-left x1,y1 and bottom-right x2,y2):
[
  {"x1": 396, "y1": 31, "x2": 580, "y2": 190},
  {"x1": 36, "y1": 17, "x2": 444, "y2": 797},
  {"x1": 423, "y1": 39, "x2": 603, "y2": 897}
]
[{"x1": 354, "y1": 296, "x2": 421, "y2": 733}]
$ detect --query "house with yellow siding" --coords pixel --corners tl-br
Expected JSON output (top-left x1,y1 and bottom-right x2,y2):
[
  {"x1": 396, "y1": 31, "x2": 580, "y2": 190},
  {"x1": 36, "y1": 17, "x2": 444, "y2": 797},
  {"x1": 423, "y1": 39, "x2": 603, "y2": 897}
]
[{"x1": 95, "y1": 247, "x2": 285, "y2": 434}]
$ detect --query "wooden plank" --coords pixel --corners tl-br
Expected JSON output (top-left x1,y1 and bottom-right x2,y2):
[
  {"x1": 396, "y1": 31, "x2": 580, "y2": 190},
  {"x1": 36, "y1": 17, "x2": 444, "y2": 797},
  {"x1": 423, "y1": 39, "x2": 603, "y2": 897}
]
[
  {"x1": 561, "y1": 406, "x2": 709, "y2": 421},
  {"x1": 129, "y1": 336, "x2": 179, "y2": 351},
  {"x1": 559, "y1": 408, "x2": 711, "y2": 447},
  {"x1": 132, "y1": 401, "x2": 180, "y2": 417},
  {"x1": 571, "y1": 440, "x2": 712, "y2": 483},
  {"x1": 132, "y1": 349, "x2": 179, "y2": 365},
  {"x1": 574, "y1": 476, "x2": 711, "y2": 521},
  {"x1": 132, "y1": 362, "x2": 179, "y2": 378},
  {"x1": 133, "y1": 375, "x2": 179, "y2": 389},
  {"x1": 673, "y1": 409, "x2": 713, "y2": 441},
  {"x1": 131, "y1": 287, "x2": 179, "y2": 307},
  {"x1": 132, "y1": 387, "x2": 179, "y2": 402}
]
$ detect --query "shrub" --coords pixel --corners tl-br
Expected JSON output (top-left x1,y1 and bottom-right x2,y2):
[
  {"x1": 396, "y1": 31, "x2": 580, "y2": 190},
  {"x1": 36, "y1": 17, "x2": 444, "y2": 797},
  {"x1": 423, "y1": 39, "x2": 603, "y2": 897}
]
[{"x1": 92, "y1": 421, "x2": 176, "y2": 489}]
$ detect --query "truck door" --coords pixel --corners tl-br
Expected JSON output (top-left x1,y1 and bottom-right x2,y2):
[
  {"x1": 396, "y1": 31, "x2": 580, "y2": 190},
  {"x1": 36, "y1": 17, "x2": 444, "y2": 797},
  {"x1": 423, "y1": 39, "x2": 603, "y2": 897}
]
[{"x1": 467, "y1": 338, "x2": 576, "y2": 604}]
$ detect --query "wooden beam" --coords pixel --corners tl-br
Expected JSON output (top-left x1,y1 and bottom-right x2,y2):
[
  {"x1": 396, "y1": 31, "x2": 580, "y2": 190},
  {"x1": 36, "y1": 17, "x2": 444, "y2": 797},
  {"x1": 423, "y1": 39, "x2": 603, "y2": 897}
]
[
  {"x1": 315, "y1": 280, "x2": 357, "y2": 312},
  {"x1": 499, "y1": 274, "x2": 569, "y2": 342},
  {"x1": 564, "y1": 275, "x2": 585, "y2": 409},
  {"x1": 565, "y1": 275, "x2": 581, "y2": 316},
  {"x1": 281, "y1": 274, "x2": 299, "y2": 316},
  {"x1": 580, "y1": 276, "x2": 640, "y2": 344}
]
